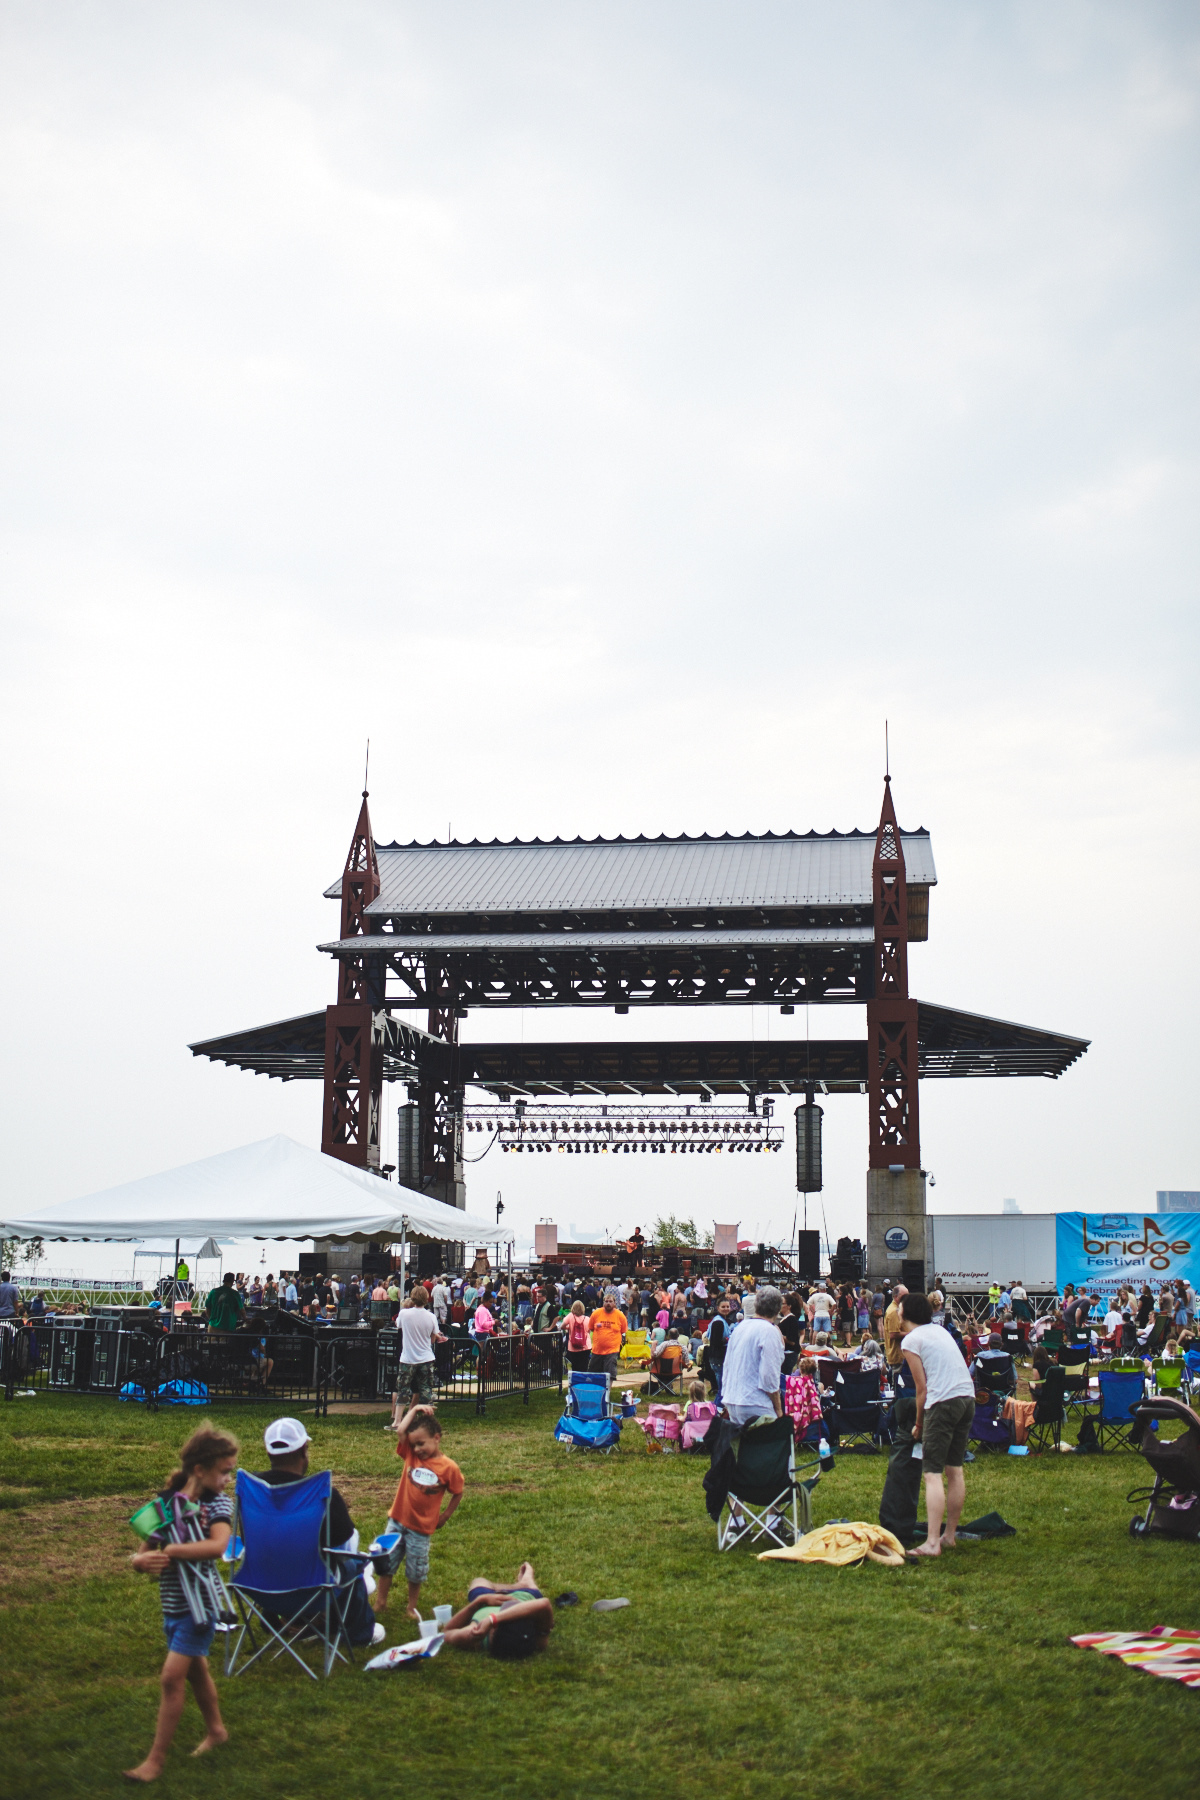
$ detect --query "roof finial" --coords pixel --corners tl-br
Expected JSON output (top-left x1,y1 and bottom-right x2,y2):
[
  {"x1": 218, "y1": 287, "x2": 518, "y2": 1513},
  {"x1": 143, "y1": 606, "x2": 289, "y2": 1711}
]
[
  {"x1": 363, "y1": 737, "x2": 369, "y2": 798},
  {"x1": 884, "y1": 719, "x2": 889, "y2": 782}
]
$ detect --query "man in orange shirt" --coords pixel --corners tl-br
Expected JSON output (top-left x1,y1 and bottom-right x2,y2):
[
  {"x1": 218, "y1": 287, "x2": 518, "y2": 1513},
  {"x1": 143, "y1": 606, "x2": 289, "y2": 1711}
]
[{"x1": 588, "y1": 1289, "x2": 628, "y2": 1375}]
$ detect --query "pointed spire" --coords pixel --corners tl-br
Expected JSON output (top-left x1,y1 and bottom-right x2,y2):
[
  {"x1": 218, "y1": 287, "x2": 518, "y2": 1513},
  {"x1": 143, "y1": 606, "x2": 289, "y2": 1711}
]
[
  {"x1": 872, "y1": 775, "x2": 908, "y2": 991},
  {"x1": 337, "y1": 790, "x2": 381, "y2": 1007},
  {"x1": 340, "y1": 790, "x2": 380, "y2": 941},
  {"x1": 867, "y1": 773, "x2": 919, "y2": 1169},
  {"x1": 873, "y1": 774, "x2": 903, "y2": 875}
]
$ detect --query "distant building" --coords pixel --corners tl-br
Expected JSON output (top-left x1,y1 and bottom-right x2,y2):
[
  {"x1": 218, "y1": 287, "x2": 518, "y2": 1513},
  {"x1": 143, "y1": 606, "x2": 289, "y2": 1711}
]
[{"x1": 1157, "y1": 1191, "x2": 1200, "y2": 1213}]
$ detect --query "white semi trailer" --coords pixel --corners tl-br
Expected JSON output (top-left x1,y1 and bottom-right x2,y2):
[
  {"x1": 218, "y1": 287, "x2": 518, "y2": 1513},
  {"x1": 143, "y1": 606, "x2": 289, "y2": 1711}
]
[{"x1": 928, "y1": 1214, "x2": 1057, "y2": 1293}]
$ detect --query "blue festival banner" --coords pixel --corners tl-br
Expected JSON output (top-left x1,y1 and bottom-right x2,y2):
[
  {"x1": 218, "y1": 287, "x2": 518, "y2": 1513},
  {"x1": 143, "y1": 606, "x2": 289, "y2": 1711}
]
[{"x1": 1056, "y1": 1212, "x2": 1200, "y2": 1296}]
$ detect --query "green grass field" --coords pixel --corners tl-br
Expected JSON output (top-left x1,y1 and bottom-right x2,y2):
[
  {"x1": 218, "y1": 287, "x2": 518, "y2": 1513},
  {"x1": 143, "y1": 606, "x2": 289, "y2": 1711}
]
[{"x1": 3, "y1": 1389, "x2": 1200, "y2": 1799}]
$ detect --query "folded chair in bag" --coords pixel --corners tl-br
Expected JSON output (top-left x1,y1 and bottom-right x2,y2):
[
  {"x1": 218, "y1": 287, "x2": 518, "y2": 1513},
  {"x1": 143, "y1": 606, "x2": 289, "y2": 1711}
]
[
  {"x1": 1027, "y1": 1365, "x2": 1066, "y2": 1452},
  {"x1": 1090, "y1": 1371, "x2": 1147, "y2": 1452},
  {"x1": 554, "y1": 1370, "x2": 622, "y2": 1452},
  {"x1": 717, "y1": 1414, "x2": 816, "y2": 1552},
  {"x1": 224, "y1": 1471, "x2": 374, "y2": 1679}
]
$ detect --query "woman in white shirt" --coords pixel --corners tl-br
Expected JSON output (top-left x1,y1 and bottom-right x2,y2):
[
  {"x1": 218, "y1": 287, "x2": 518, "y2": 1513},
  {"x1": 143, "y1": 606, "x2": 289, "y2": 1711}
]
[{"x1": 899, "y1": 1291, "x2": 976, "y2": 1560}]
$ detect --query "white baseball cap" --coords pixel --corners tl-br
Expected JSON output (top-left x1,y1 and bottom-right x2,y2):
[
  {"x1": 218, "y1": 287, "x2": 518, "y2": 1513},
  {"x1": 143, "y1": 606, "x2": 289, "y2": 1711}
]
[{"x1": 263, "y1": 1417, "x2": 311, "y2": 1455}]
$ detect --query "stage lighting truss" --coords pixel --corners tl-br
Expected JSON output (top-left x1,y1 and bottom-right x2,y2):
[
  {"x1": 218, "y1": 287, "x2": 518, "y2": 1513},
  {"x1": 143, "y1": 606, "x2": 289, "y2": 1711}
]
[{"x1": 462, "y1": 1102, "x2": 785, "y2": 1155}]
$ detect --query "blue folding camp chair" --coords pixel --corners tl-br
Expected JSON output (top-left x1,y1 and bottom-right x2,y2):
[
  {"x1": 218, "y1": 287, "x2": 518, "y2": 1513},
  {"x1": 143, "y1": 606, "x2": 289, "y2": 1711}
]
[
  {"x1": 969, "y1": 1400, "x2": 1013, "y2": 1451},
  {"x1": 1089, "y1": 1371, "x2": 1147, "y2": 1452},
  {"x1": 554, "y1": 1370, "x2": 622, "y2": 1452},
  {"x1": 224, "y1": 1470, "x2": 374, "y2": 1679}
]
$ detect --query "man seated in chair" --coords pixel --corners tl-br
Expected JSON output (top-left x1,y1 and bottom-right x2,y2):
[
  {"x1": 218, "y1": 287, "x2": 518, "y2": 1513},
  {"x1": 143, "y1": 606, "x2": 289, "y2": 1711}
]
[
  {"x1": 253, "y1": 1418, "x2": 383, "y2": 1646},
  {"x1": 649, "y1": 1329, "x2": 689, "y2": 1393}
]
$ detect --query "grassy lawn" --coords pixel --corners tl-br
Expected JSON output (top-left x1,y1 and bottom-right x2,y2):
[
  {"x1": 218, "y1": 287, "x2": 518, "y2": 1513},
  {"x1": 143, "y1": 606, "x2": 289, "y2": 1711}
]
[{"x1": 3, "y1": 1389, "x2": 1200, "y2": 1799}]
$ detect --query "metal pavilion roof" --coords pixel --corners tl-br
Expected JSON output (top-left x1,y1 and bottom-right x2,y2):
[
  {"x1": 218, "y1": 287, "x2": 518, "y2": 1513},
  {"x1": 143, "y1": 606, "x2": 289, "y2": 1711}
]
[
  {"x1": 323, "y1": 828, "x2": 937, "y2": 918},
  {"x1": 190, "y1": 1003, "x2": 1088, "y2": 1095},
  {"x1": 317, "y1": 926, "x2": 875, "y2": 956}
]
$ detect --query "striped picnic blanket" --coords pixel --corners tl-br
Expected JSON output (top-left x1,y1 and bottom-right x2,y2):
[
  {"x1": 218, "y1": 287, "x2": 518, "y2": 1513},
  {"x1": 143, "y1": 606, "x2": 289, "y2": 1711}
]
[{"x1": 1071, "y1": 1628, "x2": 1200, "y2": 1688}]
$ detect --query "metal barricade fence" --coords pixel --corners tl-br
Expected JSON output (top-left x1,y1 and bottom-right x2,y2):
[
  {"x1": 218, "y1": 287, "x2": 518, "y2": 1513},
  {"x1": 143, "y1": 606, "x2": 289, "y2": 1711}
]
[
  {"x1": 3, "y1": 1321, "x2": 564, "y2": 1415},
  {"x1": 152, "y1": 1326, "x2": 328, "y2": 1411}
]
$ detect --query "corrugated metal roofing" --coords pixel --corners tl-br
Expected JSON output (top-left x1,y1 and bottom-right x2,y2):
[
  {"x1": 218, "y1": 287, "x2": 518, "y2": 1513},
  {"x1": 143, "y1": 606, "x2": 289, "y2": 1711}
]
[
  {"x1": 323, "y1": 830, "x2": 936, "y2": 916},
  {"x1": 318, "y1": 926, "x2": 875, "y2": 955}
]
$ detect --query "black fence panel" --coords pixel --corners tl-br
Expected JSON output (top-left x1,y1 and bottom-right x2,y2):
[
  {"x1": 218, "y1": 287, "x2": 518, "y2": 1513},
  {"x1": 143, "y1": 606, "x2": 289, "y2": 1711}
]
[
  {"x1": 91, "y1": 1327, "x2": 161, "y2": 1395},
  {"x1": 3, "y1": 1320, "x2": 564, "y2": 1415},
  {"x1": 323, "y1": 1330, "x2": 382, "y2": 1404},
  {"x1": 152, "y1": 1327, "x2": 326, "y2": 1410}
]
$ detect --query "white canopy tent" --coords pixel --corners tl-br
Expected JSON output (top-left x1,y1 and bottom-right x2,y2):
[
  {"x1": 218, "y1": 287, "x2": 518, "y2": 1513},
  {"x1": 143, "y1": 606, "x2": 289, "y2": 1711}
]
[{"x1": 0, "y1": 1135, "x2": 497, "y2": 1245}]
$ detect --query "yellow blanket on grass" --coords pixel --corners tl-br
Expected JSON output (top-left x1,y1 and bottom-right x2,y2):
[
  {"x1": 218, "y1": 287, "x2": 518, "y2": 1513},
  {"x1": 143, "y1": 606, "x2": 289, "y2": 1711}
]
[{"x1": 758, "y1": 1522, "x2": 907, "y2": 1567}]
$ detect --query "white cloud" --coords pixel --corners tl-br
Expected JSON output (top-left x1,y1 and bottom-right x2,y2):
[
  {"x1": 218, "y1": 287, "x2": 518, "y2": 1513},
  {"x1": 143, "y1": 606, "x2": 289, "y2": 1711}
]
[{"x1": 1, "y1": 2, "x2": 1197, "y2": 1271}]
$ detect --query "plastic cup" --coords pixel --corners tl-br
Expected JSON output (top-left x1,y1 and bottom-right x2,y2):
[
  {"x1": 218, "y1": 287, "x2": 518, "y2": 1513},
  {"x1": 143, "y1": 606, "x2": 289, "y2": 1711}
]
[
  {"x1": 433, "y1": 1605, "x2": 452, "y2": 1629},
  {"x1": 418, "y1": 1619, "x2": 438, "y2": 1639}
]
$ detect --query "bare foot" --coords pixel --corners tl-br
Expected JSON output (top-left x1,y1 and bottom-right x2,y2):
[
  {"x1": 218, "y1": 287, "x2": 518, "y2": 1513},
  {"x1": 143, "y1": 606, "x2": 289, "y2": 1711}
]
[
  {"x1": 906, "y1": 1543, "x2": 942, "y2": 1560},
  {"x1": 942, "y1": 1535, "x2": 958, "y2": 1549},
  {"x1": 122, "y1": 1762, "x2": 163, "y2": 1784},
  {"x1": 191, "y1": 1729, "x2": 229, "y2": 1757},
  {"x1": 517, "y1": 1561, "x2": 534, "y2": 1584},
  {"x1": 406, "y1": 1605, "x2": 421, "y2": 1621}
]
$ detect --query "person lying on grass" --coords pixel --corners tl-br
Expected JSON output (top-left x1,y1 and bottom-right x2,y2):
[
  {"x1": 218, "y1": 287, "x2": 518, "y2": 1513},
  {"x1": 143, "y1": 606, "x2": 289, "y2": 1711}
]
[
  {"x1": 439, "y1": 1561, "x2": 555, "y2": 1658},
  {"x1": 124, "y1": 1424, "x2": 238, "y2": 1784}
]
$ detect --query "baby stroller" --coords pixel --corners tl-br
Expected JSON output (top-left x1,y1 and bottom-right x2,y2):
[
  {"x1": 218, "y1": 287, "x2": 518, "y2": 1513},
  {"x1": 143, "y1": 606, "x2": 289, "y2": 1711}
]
[{"x1": 1128, "y1": 1398, "x2": 1200, "y2": 1540}]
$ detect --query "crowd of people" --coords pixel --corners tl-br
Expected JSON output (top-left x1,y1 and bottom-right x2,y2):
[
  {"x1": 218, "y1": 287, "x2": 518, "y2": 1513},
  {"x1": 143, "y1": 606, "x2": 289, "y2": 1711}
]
[{"x1": 84, "y1": 1249, "x2": 1200, "y2": 1780}]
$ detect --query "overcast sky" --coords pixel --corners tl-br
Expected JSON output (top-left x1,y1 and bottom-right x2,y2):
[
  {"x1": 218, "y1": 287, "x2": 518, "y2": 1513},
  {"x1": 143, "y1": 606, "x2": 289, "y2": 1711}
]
[{"x1": 2, "y1": 2, "x2": 1197, "y2": 1272}]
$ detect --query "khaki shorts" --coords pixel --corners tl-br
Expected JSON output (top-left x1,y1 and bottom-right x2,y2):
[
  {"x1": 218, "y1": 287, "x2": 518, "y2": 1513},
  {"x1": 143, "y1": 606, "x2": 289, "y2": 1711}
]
[{"x1": 921, "y1": 1394, "x2": 976, "y2": 1474}]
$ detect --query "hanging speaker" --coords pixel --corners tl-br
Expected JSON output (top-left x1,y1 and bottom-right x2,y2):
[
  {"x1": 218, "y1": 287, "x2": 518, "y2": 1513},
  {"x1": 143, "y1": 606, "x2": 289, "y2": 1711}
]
[{"x1": 794, "y1": 1101, "x2": 823, "y2": 1194}]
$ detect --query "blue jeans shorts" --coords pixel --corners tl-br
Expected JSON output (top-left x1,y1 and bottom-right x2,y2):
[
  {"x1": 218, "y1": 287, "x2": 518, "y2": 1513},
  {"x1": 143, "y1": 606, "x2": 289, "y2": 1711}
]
[
  {"x1": 163, "y1": 1612, "x2": 217, "y2": 1658},
  {"x1": 382, "y1": 1524, "x2": 431, "y2": 1586}
]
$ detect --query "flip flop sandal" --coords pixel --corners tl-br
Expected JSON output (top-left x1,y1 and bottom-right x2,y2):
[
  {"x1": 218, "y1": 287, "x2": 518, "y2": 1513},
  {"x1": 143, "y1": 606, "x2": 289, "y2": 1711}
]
[
  {"x1": 592, "y1": 1598, "x2": 631, "y2": 1612},
  {"x1": 554, "y1": 1592, "x2": 580, "y2": 1608}
]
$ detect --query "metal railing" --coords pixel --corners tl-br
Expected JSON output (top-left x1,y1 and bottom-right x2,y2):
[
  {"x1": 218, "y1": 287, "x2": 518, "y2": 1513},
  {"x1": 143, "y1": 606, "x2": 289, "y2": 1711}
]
[{"x1": 2, "y1": 1319, "x2": 564, "y2": 1416}]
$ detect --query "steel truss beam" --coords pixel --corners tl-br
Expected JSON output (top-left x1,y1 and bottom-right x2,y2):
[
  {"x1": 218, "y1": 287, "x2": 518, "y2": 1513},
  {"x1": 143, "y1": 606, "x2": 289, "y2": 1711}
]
[
  {"x1": 465, "y1": 1101, "x2": 785, "y2": 1154},
  {"x1": 319, "y1": 935, "x2": 869, "y2": 1008}
]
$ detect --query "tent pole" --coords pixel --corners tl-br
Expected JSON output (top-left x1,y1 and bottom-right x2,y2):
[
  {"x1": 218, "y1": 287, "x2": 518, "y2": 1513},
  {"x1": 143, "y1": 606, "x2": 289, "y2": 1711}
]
[{"x1": 399, "y1": 1220, "x2": 407, "y2": 1306}]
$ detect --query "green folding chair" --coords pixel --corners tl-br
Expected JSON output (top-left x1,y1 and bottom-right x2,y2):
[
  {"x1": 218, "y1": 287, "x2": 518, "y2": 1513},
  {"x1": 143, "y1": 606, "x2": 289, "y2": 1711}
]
[{"x1": 1154, "y1": 1361, "x2": 1184, "y2": 1395}]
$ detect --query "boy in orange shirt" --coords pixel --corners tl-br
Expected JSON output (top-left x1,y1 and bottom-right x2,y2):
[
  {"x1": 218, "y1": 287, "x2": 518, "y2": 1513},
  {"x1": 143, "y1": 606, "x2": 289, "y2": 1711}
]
[{"x1": 374, "y1": 1406, "x2": 464, "y2": 1620}]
